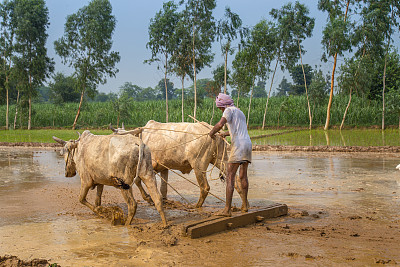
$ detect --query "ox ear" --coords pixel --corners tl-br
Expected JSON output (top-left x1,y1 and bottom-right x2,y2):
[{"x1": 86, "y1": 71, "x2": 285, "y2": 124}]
[{"x1": 53, "y1": 136, "x2": 66, "y2": 145}]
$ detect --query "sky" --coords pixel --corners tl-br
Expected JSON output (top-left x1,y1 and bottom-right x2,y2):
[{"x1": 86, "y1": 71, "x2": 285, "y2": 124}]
[{"x1": 44, "y1": 0, "x2": 397, "y2": 95}]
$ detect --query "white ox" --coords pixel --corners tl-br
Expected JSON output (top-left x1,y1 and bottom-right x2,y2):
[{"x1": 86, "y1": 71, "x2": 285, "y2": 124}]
[
  {"x1": 53, "y1": 130, "x2": 167, "y2": 226},
  {"x1": 112, "y1": 120, "x2": 248, "y2": 209}
]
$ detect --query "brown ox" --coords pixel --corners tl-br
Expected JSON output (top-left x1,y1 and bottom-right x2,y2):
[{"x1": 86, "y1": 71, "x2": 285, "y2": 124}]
[
  {"x1": 53, "y1": 130, "x2": 167, "y2": 226},
  {"x1": 112, "y1": 120, "x2": 248, "y2": 210}
]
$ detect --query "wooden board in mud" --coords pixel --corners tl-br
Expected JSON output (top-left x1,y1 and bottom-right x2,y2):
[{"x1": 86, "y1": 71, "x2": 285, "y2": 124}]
[{"x1": 182, "y1": 202, "x2": 288, "y2": 239}]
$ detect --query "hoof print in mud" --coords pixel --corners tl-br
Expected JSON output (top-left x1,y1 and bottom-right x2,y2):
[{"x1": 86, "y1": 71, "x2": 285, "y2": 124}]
[{"x1": 94, "y1": 206, "x2": 126, "y2": 225}]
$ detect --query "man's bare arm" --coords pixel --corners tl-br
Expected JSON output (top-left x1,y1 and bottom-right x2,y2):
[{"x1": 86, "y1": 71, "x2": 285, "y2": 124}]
[{"x1": 209, "y1": 117, "x2": 227, "y2": 139}]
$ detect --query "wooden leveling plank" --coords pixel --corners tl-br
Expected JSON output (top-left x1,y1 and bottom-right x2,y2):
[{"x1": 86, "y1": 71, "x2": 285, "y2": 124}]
[{"x1": 182, "y1": 203, "x2": 288, "y2": 239}]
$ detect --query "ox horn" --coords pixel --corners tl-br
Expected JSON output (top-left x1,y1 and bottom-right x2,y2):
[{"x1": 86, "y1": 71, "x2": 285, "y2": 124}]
[
  {"x1": 76, "y1": 131, "x2": 81, "y2": 141},
  {"x1": 52, "y1": 136, "x2": 66, "y2": 145},
  {"x1": 122, "y1": 122, "x2": 125, "y2": 130},
  {"x1": 109, "y1": 123, "x2": 117, "y2": 133}
]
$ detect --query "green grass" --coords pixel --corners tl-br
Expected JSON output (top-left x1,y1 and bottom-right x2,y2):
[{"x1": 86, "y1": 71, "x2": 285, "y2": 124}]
[
  {"x1": 1, "y1": 128, "x2": 399, "y2": 147},
  {"x1": 0, "y1": 129, "x2": 111, "y2": 143}
]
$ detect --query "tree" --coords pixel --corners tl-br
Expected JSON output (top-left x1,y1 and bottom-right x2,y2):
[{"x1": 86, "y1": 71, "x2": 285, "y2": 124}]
[
  {"x1": 171, "y1": 11, "x2": 193, "y2": 122},
  {"x1": 156, "y1": 78, "x2": 175, "y2": 101},
  {"x1": 235, "y1": 20, "x2": 276, "y2": 127},
  {"x1": 231, "y1": 48, "x2": 253, "y2": 107},
  {"x1": 253, "y1": 81, "x2": 267, "y2": 98},
  {"x1": 275, "y1": 77, "x2": 292, "y2": 96},
  {"x1": 180, "y1": 0, "x2": 216, "y2": 119},
  {"x1": 269, "y1": 1, "x2": 315, "y2": 129},
  {"x1": 13, "y1": 0, "x2": 54, "y2": 129},
  {"x1": 379, "y1": 1, "x2": 399, "y2": 130},
  {"x1": 289, "y1": 64, "x2": 313, "y2": 95},
  {"x1": 319, "y1": 0, "x2": 353, "y2": 130},
  {"x1": 0, "y1": 0, "x2": 15, "y2": 130},
  {"x1": 216, "y1": 6, "x2": 243, "y2": 94},
  {"x1": 309, "y1": 68, "x2": 329, "y2": 115},
  {"x1": 119, "y1": 82, "x2": 141, "y2": 99},
  {"x1": 387, "y1": 86, "x2": 400, "y2": 130},
  {"x1": 146, "y1": 1, "x2": 179, "y2": 122},
  {"x1": 211, "y1": 64, "x2": 226, "y2": 92},
  {"x1": 54, "y1": 0, "x2": 120, "y2": 130},
  {"x1": 49, "y1": 72, "x2": 79, "y2": 104}
]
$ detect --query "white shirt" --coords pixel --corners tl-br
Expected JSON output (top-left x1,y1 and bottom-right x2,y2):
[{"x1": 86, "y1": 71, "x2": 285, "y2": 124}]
[{"x1": 222, "y1": 106, "x2": 252, "y2": 163}]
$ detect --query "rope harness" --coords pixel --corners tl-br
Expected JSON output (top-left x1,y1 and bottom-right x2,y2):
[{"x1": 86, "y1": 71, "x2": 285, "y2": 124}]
[{"x1": 114, "y1": 119, "x2": 230, "y2": 203}]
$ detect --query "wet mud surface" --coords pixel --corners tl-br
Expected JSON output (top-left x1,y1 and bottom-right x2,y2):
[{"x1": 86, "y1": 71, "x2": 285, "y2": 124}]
[{"x1": 0, "y1": 147, "x2": 400, "y2": 266}]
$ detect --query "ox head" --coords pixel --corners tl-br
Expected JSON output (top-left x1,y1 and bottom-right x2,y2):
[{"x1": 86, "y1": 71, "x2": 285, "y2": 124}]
[
  {"x1": 53, "y1": 133, "x2": 80, "y2": 177},
  {"x1": 109, "y1": 123, "x2": 126, "y2": 134}
]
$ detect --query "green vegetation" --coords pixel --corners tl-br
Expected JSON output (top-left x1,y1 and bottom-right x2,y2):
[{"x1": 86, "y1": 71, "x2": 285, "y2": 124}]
[
  {"x1": 1, "y1": 127, "x2": 399, "y2": 147},
  {"x1": 1, "y1": 0, "x2": 400, "y2": 135},
  {"x1": 1, "y1": 95, "x2": 399, "y2": 129},
  {"x1": 0, "y1": 129, "x2": 110, "y2": 143}
]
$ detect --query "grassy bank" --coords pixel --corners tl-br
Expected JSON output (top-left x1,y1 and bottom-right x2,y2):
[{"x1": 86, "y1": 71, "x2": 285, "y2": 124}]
[
  {"x1": 1, "y1": 95, "x2": 399, "y2": 129},
  {"x1": 1, "y1": 128, "x2": 399, "y2": 147}
]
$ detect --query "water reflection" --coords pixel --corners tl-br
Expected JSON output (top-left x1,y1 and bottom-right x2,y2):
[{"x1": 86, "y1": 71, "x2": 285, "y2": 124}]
[
  {"x1": 0, "y1": 148, "x2": 65, "y2": 192},
  {"x1": 253, "y1": 129, "x2": 400, "y2": 146}
]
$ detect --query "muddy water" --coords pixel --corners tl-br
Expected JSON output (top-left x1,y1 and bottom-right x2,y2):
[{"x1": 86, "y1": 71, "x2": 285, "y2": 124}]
[{"x1": 1, "y1": 148, "x2": 400, "y2": 266}]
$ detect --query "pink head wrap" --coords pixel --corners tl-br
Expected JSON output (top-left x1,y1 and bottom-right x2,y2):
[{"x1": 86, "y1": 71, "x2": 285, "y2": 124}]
[{"x1": 215, "y1": 93, "x2": 234, "y2": 108}]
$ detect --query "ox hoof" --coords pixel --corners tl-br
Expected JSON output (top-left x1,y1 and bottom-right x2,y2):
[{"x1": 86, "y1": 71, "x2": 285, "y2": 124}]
[{"x1": 144, "y1": 196, "x2": 154, "y2": 205}]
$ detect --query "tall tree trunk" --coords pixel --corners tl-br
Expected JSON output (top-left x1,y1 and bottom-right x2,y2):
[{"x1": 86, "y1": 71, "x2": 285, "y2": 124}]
[
  {"x1": 340, "y1": 88, "x2": 352, "y2": 130},
  {"x1": 164, "y1": 53, "x2": 169, "y2": 123},
  {"x1": 224, "y1": 46, "x2": 228, "y2": 94},
  {"x1": 382, "y1": 50, "x2": 388, "y2": 130},
  {"x1": 262, "y1": 59, "x2": 279, "y2": 129},
  {"x1": 324, "y1": 0, "x2": 350, "y2": 131},
  {"x1": 28, "y1": 75, "x2": 32, "y2": 130},
  {"x1": 192, "y1": 24, "x2": 197, "y2": 119},
  {"x1": 298, "y1": 38, "x2": 312, "y2": 130},
  {"x1": 28, "y1": 96, "x2": 31, "y2": 130},
  {"x1": 181, "y1": 76, "x2": 185, "y2": 122},
  {"x1": 210, "y1": 102, "x2": 215, "y2": 125},
  {"x1": 236, "y1": 87, "x2": 240, "y2": 107},
  {"x1": 13, "y1": 90, "x2": 20, "y2": 130},
  {"x1": 5, "y1": 77, "x2": 9, "y2": 130},
  {"x1": 324, "y1": 54, "x2": 337, "y2": 131},
  {"x1": 247, "y1": 78, "x2": 255, "y2": 128},
  {"x1": 72, "y1": 89, "x2": 85, "y2": 130},
  {"x1": 340, "y1": 45, "x2": 366, "y2": 130}
]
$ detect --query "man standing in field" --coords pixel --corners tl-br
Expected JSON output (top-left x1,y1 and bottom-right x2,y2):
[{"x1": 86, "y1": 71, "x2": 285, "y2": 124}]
[{"x1": 209, "y1": 93, "x2": 252, "y2": 216}]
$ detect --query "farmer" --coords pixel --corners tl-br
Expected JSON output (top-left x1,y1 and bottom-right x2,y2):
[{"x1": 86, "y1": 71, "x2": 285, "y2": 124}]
[{"x1": 209, "y1": 93, "x2": 252, "y2": 217}]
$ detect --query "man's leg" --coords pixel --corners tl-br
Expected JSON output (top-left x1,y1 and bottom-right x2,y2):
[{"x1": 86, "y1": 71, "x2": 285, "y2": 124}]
[
  {"x1": 216, "y1": 162, "x2": 239, "y2": 216},
  {"x1": 239, "y1": 162, "x2": 249, "y2": 212}
]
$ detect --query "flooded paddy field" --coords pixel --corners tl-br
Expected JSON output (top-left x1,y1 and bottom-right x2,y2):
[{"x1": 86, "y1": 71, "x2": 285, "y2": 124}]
[
  {"x1": 252, "y1": 129, "x2": 400, "y2": 147},
  {"x1": 1, "y1": 147, "x2": 400, "y2": 266}
]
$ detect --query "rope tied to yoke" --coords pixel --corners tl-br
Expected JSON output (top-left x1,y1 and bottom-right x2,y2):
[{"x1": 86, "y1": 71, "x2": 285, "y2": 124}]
[{"x1": 111, "y1": 120, "x2": 229, "y2": 202}]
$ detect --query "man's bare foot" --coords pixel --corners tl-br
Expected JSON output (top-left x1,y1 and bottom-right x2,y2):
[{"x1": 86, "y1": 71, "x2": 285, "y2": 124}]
[
  {"x1": 214, "y1": 209, "x2": 232, "y2": 217},
  {"x1": 241, "y1": 200, "x2": 249, "y2": 213}
]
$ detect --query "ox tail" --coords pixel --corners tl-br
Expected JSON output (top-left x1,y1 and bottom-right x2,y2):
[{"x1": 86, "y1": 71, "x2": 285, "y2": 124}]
[{"x1": 111, "y1": 177, "x2": 130, "y2": 190}]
